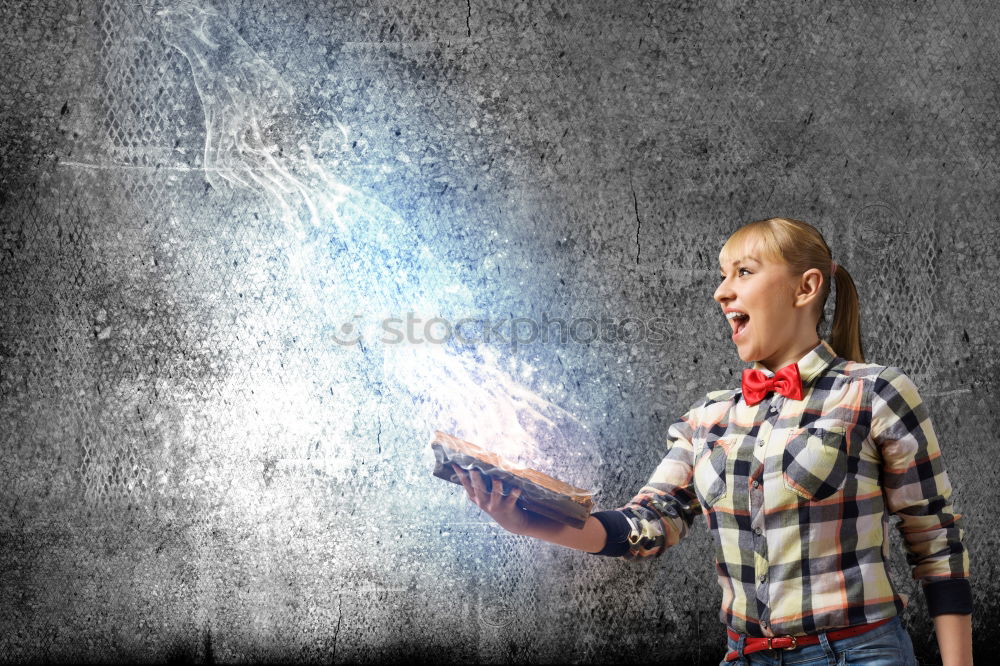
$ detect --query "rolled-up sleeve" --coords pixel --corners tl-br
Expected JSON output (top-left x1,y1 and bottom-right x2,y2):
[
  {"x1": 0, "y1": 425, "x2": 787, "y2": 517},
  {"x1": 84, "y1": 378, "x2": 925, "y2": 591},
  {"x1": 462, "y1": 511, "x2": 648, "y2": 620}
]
[
  {"x1": 590, "y1": 401, "x2": 704, "y2": 560},
  {"x1": 871, "y1": 366, "x2": 972, "y2": 615}
]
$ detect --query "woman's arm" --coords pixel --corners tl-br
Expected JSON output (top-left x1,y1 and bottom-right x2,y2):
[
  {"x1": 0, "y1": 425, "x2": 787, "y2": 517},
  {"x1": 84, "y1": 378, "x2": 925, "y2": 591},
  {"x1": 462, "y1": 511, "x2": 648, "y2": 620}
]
[
  {"x1": 870, "y1": 367, "x2": 973, "y2": 658},
  {"x1": 934, "y1": 613, "x2": 973, "y2": 666},
  {"x1": 520, "y1": 511, "x2": 608, "y2": 553},
  {"x1": 450, "y1": 396, "x2": 708, "y2": 558}
]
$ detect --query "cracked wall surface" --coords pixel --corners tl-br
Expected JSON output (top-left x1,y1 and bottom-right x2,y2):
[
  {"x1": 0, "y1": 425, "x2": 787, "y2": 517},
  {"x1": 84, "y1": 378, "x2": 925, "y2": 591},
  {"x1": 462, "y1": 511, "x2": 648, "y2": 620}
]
[{"x1": 2, "y1": 1, "x2": 999, "y2": 663}]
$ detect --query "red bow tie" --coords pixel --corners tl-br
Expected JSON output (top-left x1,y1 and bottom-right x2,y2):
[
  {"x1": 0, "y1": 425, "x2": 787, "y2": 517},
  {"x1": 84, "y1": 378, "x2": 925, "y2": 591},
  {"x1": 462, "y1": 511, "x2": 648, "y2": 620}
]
[{"x1": 741, "y1": 363, "x2": 803, "y2": 406}]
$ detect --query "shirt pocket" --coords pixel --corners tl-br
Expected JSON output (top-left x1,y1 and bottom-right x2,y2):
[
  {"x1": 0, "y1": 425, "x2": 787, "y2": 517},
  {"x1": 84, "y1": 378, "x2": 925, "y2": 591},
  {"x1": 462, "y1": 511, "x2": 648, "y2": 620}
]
[
  {"x1": 781, "y1": 425, "x2": 848, "y2": 501},
  {"x1": 694, "y1": 435, "x2": 734, "y2": 508}
]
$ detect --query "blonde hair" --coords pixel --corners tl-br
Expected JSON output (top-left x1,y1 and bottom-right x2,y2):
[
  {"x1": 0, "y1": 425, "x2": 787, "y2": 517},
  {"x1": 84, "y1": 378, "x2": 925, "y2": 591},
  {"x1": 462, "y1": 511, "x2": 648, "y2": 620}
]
[{"x1": 719, "y1": 217, "x2": 865, "y2": 362}]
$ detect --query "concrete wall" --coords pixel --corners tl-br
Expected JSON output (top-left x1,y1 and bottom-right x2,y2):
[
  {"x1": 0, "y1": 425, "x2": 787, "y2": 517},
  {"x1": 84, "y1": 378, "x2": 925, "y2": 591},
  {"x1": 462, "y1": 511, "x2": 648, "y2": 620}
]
[{"x1": 2, "y1": 0, "x2": 997, "y2": 663}]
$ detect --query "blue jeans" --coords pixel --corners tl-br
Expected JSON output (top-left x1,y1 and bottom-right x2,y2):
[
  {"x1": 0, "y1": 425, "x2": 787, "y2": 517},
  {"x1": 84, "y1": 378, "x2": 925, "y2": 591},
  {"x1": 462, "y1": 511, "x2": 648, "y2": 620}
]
[{"x1": 719, "y1": 616, "x2": 918, "y2": 665}]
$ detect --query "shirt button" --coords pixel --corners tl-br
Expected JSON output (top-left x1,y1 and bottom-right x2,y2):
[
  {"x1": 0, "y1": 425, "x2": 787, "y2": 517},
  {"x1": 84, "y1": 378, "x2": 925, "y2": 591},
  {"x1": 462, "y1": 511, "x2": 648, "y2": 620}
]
[
  {"x1": 754, "y1": 526, "x2": 762, "y2": 535},
  {"x1": 757, "y1": 438, "x2": 765, "y2": 447},
  {"x1": 752, "y1": 480, "x2": 760, "y2": 489},
  {"x1": 759, "y1": 574, "x2": 767, "y2": 583},
  {"x1": 769, "y1": 405, "x2": 778, "y2": 413}
]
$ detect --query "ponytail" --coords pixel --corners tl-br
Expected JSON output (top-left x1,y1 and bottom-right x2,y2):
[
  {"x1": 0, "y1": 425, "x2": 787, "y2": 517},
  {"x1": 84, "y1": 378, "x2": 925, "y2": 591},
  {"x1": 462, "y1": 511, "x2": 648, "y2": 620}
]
[{"x1": 828, "y1": 264, "x2": 865, "y2": 362}]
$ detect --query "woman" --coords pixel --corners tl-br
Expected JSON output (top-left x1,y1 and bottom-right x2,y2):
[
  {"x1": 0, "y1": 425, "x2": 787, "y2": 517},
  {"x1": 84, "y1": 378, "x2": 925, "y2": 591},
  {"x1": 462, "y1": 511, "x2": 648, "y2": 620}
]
[{"x1": 451, "y1": 217, "x2": 972, "y2": 665}]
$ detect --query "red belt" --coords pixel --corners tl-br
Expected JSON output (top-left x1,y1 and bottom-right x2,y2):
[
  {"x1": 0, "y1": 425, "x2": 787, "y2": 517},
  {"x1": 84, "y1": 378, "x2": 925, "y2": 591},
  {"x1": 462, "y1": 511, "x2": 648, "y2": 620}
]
[{"x1": 724, "y1": 617, "x2": 893, "y2": 662}]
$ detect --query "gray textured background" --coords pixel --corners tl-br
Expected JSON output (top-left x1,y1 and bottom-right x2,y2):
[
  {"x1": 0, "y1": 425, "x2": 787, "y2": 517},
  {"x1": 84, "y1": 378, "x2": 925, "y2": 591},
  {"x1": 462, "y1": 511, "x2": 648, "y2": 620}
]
[{"x1": 2, "y1": 0, "x2": 998, "y2": 663}]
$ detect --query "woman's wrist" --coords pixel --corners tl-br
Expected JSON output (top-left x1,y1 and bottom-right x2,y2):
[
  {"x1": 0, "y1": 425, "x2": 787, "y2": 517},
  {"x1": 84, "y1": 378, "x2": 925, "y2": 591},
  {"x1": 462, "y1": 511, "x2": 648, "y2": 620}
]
[
  {"x1": 520, "y1": 513, "x2": 608, "y2": 553},
  {"x1": 516, "y1": 509, "x2": 564, "y2": 539},
  {"x1": 933, "y1": 612, "x2": 973, "y2": 666}
]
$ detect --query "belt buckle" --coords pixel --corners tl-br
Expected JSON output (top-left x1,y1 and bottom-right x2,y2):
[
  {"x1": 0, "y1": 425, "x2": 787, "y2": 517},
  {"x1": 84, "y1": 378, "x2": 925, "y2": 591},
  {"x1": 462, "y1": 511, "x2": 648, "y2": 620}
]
[{"x1": 767, "y1": 635, "x2": 798, "y2": 651}]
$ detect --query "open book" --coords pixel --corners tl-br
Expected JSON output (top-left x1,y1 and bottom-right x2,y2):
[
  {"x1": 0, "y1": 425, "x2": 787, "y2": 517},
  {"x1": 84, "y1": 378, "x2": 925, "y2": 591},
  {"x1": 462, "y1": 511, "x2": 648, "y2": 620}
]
[{"x1": 431, "y1": 430, "x2": 594, "y2": 529}]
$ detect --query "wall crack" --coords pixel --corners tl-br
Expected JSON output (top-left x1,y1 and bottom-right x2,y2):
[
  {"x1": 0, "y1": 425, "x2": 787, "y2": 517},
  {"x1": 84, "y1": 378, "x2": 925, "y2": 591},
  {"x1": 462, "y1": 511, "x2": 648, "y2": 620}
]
[{"x1": 630, "y1": 173, "x2": 641, "y2": 265}]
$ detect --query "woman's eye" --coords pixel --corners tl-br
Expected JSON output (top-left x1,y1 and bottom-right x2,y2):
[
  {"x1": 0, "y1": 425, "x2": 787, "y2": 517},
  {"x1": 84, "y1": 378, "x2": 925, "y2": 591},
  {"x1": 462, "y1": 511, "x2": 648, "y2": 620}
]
[{"x1": 719, "y1": 268, "x2": 751, "y2": 281}]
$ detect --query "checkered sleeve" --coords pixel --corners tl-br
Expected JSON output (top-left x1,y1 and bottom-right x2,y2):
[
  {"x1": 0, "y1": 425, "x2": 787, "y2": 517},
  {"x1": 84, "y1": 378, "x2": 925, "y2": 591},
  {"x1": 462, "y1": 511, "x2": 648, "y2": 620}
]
[
  {"x1": 871, "y1": 366, "x2": 972, "y2": 615},
  {"x1": 589, "y1": 399, "x2": 704, "y2": 560}
]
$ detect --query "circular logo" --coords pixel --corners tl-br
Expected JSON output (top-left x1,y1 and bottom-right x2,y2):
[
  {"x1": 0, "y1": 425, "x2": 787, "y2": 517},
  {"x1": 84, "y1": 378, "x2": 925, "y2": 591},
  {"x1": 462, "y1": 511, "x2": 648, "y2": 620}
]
[
  {"x1": 478, "y1": 601, "x2": 517, "y2": 629},
  {"x1": 331, "y1": 315, "x2": 363, "y2": 345}
]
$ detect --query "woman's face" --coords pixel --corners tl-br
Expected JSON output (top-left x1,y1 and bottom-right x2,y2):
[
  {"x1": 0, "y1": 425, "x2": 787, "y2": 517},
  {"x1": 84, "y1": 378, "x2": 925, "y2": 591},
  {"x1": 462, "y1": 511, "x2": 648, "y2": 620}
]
[{"x1": 713, "y1": 246, "x2": 802, "y2": 367}]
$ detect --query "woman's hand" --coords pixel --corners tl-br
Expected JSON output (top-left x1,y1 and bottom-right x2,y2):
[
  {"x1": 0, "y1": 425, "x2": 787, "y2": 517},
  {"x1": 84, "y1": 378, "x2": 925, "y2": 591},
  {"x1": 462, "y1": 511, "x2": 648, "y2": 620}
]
[
  {"x1": 451, "y1": 463, "x2": 535, "y2": 536},
  {"x1": 450, "y1": 463, "x2": 610, "y2": 552}
]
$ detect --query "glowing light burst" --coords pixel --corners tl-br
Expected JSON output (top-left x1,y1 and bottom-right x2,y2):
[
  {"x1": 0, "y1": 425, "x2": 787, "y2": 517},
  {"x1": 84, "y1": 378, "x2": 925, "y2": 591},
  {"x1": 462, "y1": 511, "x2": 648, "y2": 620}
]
[{"x1": 156, "y1": 1, "x2": 601, "y2": 493}]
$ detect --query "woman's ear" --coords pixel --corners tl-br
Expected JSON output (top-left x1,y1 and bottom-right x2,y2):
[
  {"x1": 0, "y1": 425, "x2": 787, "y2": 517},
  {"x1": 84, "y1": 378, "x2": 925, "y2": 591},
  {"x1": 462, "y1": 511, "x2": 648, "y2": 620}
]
[{"x1": 794, "y1": 268, "x2": 824, "y2": 309}]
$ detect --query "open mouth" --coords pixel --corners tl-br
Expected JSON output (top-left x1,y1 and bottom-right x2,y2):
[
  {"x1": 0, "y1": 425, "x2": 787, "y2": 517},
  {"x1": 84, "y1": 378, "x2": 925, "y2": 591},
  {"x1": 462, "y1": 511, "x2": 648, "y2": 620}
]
[{"x1": 726, "y1": 312, "x2": 750, "y2": 340}]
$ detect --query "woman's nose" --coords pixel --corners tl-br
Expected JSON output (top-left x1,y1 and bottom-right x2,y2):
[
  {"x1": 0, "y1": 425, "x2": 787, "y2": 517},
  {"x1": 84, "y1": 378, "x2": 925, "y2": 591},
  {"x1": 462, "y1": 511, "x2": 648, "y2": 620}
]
[{"x1": 714, "y1": 278, "x2": 732, "y2": 304}]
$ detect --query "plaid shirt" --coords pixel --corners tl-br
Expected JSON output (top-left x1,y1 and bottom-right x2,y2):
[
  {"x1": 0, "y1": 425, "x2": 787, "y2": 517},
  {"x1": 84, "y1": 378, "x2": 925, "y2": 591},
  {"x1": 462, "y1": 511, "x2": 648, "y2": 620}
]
[{"x1": 591, "y1": 339, "x2": 971, "y2": 637}]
